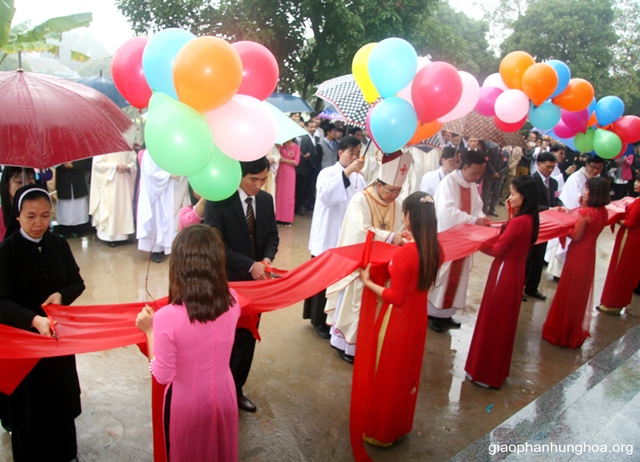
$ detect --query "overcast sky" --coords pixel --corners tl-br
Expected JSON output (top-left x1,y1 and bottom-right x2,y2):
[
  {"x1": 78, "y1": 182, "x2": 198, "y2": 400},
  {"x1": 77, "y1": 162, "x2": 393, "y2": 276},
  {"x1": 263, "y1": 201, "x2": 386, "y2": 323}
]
[{"x1": 12, "y1": 0, "x2": 486, "y2": 55}]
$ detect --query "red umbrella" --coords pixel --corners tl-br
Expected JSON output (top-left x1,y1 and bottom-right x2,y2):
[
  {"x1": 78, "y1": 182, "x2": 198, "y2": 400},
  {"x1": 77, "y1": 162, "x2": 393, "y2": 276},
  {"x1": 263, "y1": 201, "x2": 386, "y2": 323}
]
[{"x1": 0, "y1": 70, "x2": 136, "y2": 169}]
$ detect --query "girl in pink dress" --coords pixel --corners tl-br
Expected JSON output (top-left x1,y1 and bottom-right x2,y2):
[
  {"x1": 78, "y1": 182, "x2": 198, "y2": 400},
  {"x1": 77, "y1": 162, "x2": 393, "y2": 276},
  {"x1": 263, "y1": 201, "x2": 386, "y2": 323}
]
[
  {"x1": 543, "y1": 177, "x2": 610, "y2": 348},
  {"x1": 275, "y1": 139, "x2": 300, "y2": 225},
  {"x1": 136, "y1": 225, "x2": 240, "y2": 462}
]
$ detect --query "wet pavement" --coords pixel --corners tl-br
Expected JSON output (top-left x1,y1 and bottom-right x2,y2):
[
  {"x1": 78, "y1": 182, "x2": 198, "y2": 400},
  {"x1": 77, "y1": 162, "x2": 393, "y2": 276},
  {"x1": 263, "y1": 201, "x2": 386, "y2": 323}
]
[{"x1": 1, "y1": 206, "x2": 639, "y2": 461}]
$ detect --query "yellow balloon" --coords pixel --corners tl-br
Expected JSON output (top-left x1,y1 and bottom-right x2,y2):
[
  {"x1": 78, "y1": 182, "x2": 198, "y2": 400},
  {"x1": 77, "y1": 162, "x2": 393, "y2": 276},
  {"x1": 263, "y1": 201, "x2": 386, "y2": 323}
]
[{"x1": 352, "y1": 43, "x2": 379, "y2": 103}]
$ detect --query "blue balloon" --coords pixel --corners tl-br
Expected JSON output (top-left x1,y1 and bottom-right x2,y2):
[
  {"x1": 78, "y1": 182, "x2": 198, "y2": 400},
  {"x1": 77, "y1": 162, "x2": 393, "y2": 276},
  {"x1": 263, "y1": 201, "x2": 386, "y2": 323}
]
[
  {"x1": 529, "y1": 101, "x2": 561, "y2": 131},
  {"x1": 369, "y1": 97, "x2": 418, "y2": 153},
  {"x1": 595, "y1": 95, "x2": 625, "y2": 127},
  {"x1": 142, "y1": 28, "x2": 195, "y2": 99},
  {"x1": 547, "y1": 60, "x2": 571, "y2": 99},
  {"x1": 368, "y1": 38, "x2": 417, "y2": 98}
]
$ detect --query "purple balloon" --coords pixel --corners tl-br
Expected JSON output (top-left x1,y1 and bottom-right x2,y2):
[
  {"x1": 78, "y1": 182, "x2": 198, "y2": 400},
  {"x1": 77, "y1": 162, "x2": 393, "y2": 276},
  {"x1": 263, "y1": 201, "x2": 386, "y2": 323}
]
[
  {"x1": 475, "y1": 86, "x2": 503, "y2": 117},
  {"x1": 561, "y1": 108, "x2": 589, "y2": 133}
]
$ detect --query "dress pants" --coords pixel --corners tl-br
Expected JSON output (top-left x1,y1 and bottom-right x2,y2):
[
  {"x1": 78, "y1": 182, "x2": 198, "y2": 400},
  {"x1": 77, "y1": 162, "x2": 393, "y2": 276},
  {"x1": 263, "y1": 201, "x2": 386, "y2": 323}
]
[
  {"x1": 231, "y1": 323, "x2": 258, "y2": 394},
  {"x1": 525, "y1": 242, "x2": 547, "y2": 293}
]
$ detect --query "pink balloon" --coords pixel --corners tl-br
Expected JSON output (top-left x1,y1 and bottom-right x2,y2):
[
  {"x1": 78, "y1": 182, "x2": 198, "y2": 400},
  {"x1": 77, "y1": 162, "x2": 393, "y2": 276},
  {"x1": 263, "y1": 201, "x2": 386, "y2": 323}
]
[
  {"x1": 494, "y1": 89, "x2": 529, "y2": 123},
  {"x1": 411, "y1": 61, "x2": 462, "y2": 123},
  {"x1": 475, "y1": 86, "x2": 503, "y2": 116},
  {"x1": 438, "y1": 71, "x2": 480, "y2": 123},
  {"x1": 482, "y1": 73, "x2": 510, "y2": 91},
  {"x1": 111, "y1": 37, "x2": 152, "y2": 109},
  {"x1": 553, "y1": 120, "x2": 579, "y2": 139},
  {"x1": 232, "y1": 41, "x2": 279, "y2": 101},
  {"x1": 560, "y1": 108, "x2": 589, "y2": 133},
  {"x1": 397, "y1": 56, "x2": 431, "y2": 107},
  {"x1": 206, "y1": 95, "x2": 277, "y2": 161}
]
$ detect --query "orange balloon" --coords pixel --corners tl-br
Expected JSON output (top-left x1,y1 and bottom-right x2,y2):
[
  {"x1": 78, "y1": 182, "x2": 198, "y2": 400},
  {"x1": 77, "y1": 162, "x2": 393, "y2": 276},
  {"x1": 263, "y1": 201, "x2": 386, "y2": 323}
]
[
  {"x1": 551, "y1": 78, "x2": 594, "y2": 112},
  {"x1": 499, "y1": 51, "x2": 535, "y2": 90},
  {"x1": 521, "y1": 63, "x2": 558, "y2": 106},
  {"x1": 173, "y1": 36, "x2": 243, "y2": 113},
  {"x1": 408, "y1": 120, "x2": 443, "y2": 145},
  {"x1": 588, "y1": 112, "x2": 598, "y2": 127}
]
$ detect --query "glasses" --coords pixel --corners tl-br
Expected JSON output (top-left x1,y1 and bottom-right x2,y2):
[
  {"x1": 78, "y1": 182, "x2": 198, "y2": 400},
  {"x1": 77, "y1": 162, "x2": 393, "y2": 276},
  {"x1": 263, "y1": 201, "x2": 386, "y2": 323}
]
[
  {"x1": 380, "y1": 184, "x2": 403, "y2": 195},
  {"x1": 586, "y1": 163, "x2": 604, "y2": 173}
]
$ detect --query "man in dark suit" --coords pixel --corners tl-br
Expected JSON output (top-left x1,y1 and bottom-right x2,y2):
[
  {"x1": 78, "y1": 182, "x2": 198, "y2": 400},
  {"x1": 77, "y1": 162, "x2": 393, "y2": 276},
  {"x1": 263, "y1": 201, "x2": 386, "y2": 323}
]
[
  {"x1": 297, "y1": 119, "x2": 320, "y2": 214},
  {"x1": 524, "y1": 151, "x2": 565, "y2": 301},
  {"x1": 204, "y1": 156, "x2": 279, "y2": 412}
]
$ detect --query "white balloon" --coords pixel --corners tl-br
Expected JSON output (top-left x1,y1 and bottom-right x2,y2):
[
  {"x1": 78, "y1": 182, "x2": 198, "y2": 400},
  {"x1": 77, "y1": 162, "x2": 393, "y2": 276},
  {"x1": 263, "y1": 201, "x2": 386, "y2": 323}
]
[
  {"x1": 494, "y1": 89, "x2": 530, "y2": 123},
  {"x1": 438, "y1": 71, "x2": 480, "y2": 123},
  {"x1": 483, "y1": 73, "x2": 510, "y2": 92}
]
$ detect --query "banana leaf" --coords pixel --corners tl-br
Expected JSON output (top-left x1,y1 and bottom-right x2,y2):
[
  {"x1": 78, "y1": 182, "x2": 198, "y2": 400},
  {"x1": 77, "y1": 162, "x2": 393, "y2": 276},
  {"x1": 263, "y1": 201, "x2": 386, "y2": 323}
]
[{"x1": 0, "y1": 0, "x2": 16, "y2": 48}]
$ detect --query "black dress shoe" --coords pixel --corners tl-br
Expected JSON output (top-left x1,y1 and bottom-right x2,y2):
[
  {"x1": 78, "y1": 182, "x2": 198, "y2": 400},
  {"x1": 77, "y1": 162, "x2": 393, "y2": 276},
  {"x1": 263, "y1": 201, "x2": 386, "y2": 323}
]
[
  {"x1": 488, "y1": 212, "x2": 499, "y2": 217},
  {"x1": 428, "y1": 317, "x2": 443, "y2": 333},
  {"x1": 295, "y1": 210, "x2": 304, "y2": 216},
  {"x1": 524, "y1": 290, "x2": 547, "y2": 300},
  {"x1": 336, "y1": 349, "x2": 354, "y2": 364},
  {"x1": 150, "y1": 252, "x2": 163, "y2": 263},
  {"x1": 522, "y1": 294, "x2": 527, "y2": 302},
  {"x1": 442, "y1": 317, "x2": 461, "y2": 328},
  {"x1": 237, "y1": 394, "x2": 257, "y2": 412},
  {"x1": 314, "y1": 324, "x2": 331, "y2": 339}
]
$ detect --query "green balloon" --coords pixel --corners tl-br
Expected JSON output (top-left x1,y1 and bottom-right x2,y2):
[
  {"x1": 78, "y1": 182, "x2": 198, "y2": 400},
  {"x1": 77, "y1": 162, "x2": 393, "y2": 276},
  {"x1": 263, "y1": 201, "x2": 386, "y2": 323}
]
[
  {"x1": 593, "y1": 128, "x2": 622, "y2": 159},
  {"x1": 574, "y1": 128, "x2": 594, "y2": 153},
  {"x1": 189, "y1": 143, "x2": 242, "y2": 201},
  {"x1": 145, "y1": 92, "x2": 213, "y2": 176}
]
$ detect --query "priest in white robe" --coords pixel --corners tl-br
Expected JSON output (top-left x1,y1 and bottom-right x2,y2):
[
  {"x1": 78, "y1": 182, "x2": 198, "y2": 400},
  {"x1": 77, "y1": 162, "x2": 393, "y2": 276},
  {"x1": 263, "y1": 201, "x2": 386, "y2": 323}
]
[
  {"x1": 89, "y1": 151, "x2": 137, "y2": 246},
  {"x1": 420, "y1": 146, "x2": 460, "y2": 196},
  {"x1": 428, "y1": 150, "x2": 490, "y2": 333},
  {"x1": 263, "y1": 145, "x2": 281, "y2": 210},
  {"x1": 325, "y1": 151, "x2": 411, "y2": 362},
  {"x1": 136, "y1": 150, "x2": 189, "y2": 263},
  {"x1": 546, "y1": 156, "x2": 605, "y2": 278},
  {"x1": 303, "y1": 136, "x2": 366, "y2": 338}
]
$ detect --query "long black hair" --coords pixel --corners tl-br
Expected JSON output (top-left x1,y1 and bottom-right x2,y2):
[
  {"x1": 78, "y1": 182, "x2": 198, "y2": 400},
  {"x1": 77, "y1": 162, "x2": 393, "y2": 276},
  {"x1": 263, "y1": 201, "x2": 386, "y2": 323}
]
[
  {"x1": 510, "y1": 175, "x2": 539, "y2": 245},
  {"x1": 1, "y1": 167, "x2": 36, "y2": 229},
  {"x1": 402, "y1": 191, "x2": 440, "y2": 291}
]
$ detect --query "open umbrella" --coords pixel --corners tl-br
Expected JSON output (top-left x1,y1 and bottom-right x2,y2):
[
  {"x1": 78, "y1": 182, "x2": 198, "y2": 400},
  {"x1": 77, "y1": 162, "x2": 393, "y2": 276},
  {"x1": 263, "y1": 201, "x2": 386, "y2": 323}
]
[
  {"x1": 266, "y1": 92, "x2": 313, "y2": 113},
  {"x1": 0, "y1": 70, "x2": 136, "y2": 169},
  {"x1": 315, "y1": 74, "x2": 372, "y2": 128},
  {"x1": 264, "y1": 101, "x2": 308, "y2": 144},
  {"x1": 444, "y1": 111, "x2": 524, "y2": 147},
  {"x1": 76, "y1": 70, "x2": 129, "y2": 108}
]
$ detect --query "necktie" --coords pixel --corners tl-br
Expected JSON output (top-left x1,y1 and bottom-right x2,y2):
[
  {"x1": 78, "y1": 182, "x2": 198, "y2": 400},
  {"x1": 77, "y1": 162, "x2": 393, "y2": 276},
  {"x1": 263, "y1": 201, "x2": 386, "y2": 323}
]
[{"x1": 245, "y1": 197, "x2": 258, "y2": 260}]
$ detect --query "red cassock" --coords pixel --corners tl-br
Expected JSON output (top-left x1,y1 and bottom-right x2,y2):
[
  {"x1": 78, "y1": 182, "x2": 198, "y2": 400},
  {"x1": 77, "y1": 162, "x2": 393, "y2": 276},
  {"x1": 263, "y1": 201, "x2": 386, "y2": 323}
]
[
  {"x1": 543, "y1": 206, "x2": 609, "y2": 348},
  {"x1": 600, "y1": 197, "x2": 640, "y2": 309},
  {"x1": 361, "y1": 242, "x2": 441, "y2": 445},
  {"x1": 465, "y1": 214, "x2": 533, "y2": 388}
]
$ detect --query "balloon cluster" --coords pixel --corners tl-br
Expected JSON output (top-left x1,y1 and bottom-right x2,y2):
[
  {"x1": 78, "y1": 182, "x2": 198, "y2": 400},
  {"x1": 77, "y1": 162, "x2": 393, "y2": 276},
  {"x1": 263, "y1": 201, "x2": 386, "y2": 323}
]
[
  {"x1": 111, "y1": 29, "x2": 280, "y2": 201},
  {"x1": 480, "y1": 51, "x2": 640, "y2": 159},
  {"x1": 352, "y1": 38, "x2": 479, "y2": 153}
]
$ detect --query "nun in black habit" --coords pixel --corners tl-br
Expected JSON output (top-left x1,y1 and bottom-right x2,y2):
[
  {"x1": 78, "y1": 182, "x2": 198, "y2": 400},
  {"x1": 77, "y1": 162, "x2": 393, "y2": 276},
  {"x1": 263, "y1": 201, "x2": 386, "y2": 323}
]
[{"x1": 0, "y1": 185, "x2": 85, "y2": 462}]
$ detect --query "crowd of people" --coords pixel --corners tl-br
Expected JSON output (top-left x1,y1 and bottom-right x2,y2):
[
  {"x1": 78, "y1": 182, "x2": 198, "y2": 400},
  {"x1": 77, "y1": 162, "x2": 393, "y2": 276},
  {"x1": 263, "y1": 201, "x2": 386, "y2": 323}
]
[{"x1": 1, "y1": 115, "x2": 640, "y2": 461}]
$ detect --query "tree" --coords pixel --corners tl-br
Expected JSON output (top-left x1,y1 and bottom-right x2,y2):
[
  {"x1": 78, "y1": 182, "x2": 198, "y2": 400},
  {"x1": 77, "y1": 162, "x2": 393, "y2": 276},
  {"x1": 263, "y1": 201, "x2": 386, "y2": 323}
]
[
  {"x1": 609, "y1": 0, "x2": 640, "y2": 116},
  {"x1": 499, "y1": 0, "x2": 617, "y2": 98},
  {"x1": 411, "y1": 2, "x2": 498, "y2": 82},
  {"x1": 115, "y1": 0, "x2": 440, "y2": 103},
  {"x1": 0, "y1": 0, "x2": 92, "y2": 67}
]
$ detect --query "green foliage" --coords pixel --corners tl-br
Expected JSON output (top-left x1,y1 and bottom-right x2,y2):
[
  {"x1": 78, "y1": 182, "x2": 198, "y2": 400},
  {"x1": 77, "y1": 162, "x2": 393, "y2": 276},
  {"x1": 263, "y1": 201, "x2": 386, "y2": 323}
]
[
  {"x1": 500, "y1": 0, "x2": 617, "y2": 97},
  {"x1": 412, "y1": 2, "x2": 499, "y2": 82},
  {"x1": 0, "y1": 2, "x2": 92, "y2": 66}
]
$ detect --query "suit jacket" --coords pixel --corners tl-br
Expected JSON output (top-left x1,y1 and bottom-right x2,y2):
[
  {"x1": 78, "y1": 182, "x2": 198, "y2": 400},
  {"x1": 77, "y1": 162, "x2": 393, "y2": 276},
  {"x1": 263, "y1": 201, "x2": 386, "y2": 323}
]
[
  {"x1": 297, "y1": 135, "x2": 319, "y2": 175},
  {"x1": 532, "y1": 171, "x2": 562, "y2": 211},
  {"x1": 204, "y1": 190, "x2": 279, "y2": 281}
]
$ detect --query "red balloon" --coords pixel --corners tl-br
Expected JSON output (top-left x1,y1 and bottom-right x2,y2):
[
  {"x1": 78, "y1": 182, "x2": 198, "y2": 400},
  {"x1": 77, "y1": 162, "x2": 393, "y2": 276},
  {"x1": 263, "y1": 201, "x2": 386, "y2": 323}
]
[
  {"x1": 611, "y1": 115, "x2": 640, "y2": 143},
  {"x1": 111, "y1": 37, "x2": 152, "y2": 109},
  {"x1": 411, "y1": 62, "x2": 462, "y2": 123},
  {"x1": 494, "y1": 115, "x2": 526, "y2": 132},
  {"x1": 615, "y1": 142, "x2": 629, "y2": 159},
  {"x1": 232, "y1": 41, "x2": 279, "y2": 101}
]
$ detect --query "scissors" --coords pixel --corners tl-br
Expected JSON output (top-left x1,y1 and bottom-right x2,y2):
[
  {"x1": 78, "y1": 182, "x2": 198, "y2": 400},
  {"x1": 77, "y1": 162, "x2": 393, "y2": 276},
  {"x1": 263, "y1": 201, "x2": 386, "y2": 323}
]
[
  {"x1": 264, "y1": 263, "x2": 282, "y2": 279},
  {"x1": 47, "y1": 314, "x2": 59, "y2": 340}
]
